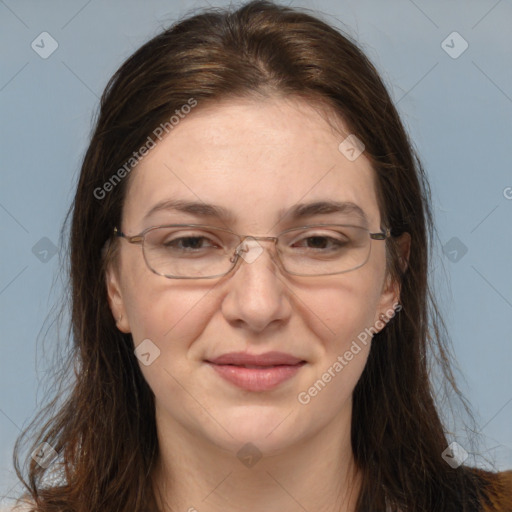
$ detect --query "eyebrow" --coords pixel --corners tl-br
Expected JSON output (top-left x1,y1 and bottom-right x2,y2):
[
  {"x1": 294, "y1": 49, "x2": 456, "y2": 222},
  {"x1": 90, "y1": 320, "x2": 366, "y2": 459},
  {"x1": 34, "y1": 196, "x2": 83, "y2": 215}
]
[
  {"x1": 143, "y1": 199, "x2": 369, "y2": 226},
  {"x1": 280, "y1": 200, "x2": 369, "y2": 226},
  {"x1": 143, "y1": 199, "x2": 236, "y2": 223}
]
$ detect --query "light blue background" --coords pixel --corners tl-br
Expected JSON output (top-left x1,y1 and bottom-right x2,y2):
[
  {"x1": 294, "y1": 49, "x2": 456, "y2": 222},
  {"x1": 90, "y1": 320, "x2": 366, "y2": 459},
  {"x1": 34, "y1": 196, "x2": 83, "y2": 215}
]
[{"x1": 1, "y1": 0, "x2": 511, "y2": 505}]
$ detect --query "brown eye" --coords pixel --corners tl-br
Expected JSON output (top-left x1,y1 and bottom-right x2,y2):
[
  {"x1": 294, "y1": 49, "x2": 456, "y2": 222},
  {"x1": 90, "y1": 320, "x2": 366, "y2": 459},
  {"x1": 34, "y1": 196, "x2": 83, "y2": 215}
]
[
  {"x1": 293, "y1": 235, "x2": 347, "y2": 250},
  {"x1": 163, "y1": 236, "x2": 216, "y2": 251}
]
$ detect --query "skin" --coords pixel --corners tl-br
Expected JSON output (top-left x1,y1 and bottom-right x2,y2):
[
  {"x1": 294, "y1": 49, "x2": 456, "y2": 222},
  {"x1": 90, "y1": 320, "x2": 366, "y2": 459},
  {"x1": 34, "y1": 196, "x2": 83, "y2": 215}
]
[{"x1": 106, "y1": 96, "x2": 410, "y2": 512}]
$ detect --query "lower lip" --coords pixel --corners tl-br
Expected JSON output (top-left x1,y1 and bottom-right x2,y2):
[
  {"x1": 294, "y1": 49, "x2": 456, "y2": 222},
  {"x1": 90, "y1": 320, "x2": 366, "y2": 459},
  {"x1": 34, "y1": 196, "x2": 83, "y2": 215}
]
[{"x1": 207, "y1": 362, "x2": 305, "y2": 391}]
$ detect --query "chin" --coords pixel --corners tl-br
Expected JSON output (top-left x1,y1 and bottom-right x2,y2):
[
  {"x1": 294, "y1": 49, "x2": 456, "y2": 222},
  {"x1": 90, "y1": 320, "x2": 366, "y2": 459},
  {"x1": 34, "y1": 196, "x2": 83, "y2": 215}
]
[{"x1": 209, "y1": 405, "x2": 305, "y2": 456}]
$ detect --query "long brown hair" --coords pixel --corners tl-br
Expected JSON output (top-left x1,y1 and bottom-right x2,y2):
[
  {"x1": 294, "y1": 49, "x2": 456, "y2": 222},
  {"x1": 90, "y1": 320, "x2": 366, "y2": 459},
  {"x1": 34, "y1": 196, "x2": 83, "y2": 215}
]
[{"x1": 12, "y1": 1, "x2": 500, "y2": 510}]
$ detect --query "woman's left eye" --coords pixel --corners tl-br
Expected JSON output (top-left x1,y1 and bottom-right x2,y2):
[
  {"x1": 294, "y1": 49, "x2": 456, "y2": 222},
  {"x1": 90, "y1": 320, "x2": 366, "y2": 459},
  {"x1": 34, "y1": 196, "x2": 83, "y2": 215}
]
[{"x1": 293, "y1": 236, "x2": 346, "y2": 249}]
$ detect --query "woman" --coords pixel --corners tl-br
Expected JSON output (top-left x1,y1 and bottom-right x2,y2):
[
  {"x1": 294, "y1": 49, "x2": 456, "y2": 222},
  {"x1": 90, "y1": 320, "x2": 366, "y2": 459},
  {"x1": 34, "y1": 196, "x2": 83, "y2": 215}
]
[{"x1": 10, "y1": 1, "x2": 511, "y2": 511}]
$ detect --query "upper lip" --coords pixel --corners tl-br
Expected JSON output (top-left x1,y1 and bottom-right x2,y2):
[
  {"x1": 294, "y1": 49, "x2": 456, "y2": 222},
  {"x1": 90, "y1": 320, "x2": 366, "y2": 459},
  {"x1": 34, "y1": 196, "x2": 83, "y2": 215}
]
[{"x1": 206, "y1": 351, "x2": 305, "y2": 366}]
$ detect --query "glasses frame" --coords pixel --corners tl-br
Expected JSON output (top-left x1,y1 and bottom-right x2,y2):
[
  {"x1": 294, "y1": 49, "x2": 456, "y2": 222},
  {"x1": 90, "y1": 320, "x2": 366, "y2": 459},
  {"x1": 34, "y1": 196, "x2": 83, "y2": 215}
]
[{"x1": 113, "y1": 223, "x2": 392, "y2": 279}]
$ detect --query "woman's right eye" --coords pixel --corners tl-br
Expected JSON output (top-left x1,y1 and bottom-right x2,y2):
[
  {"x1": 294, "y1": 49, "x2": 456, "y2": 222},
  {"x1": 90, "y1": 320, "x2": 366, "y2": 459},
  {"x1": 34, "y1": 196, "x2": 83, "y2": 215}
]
[{"x1": 163, "y1": 236, "x2": 216, "y2": 250}]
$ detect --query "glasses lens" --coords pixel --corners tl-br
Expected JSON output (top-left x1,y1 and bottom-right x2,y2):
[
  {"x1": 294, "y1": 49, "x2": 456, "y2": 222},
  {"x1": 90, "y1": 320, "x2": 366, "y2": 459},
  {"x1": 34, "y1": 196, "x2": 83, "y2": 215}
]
[
  {"x1": 142, "y1": 226, "x2": 237, "y2": 278},
  {"x1": 141, "y1": 225, "x2": 372, "y2": 278},
  {"x1": 278, "y1": 225, "x2": 371, "y2": 276}
]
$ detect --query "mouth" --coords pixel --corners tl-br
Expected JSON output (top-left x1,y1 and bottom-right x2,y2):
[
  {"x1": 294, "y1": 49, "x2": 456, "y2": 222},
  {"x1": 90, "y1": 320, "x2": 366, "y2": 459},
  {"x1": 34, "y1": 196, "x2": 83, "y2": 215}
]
[{"x1": 205, "y1": 351, "x2": 307, "y2": 392}]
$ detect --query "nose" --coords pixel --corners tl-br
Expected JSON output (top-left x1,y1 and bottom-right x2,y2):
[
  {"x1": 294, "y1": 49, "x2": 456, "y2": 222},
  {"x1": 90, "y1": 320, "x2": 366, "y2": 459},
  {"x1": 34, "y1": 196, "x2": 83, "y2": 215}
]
[{"x1": 220, "y1": 238, "x2": 292, "y2": 333}]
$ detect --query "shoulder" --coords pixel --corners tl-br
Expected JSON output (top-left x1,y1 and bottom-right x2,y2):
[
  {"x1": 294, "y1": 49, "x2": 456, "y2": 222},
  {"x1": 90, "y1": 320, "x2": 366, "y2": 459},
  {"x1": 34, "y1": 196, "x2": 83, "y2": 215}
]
[
  {"x1": 0, "y1": 499, "x2": 35, "y2": 512},
  {"x1": 471, "y1": 468, "x2": 512, "y2": 512}
]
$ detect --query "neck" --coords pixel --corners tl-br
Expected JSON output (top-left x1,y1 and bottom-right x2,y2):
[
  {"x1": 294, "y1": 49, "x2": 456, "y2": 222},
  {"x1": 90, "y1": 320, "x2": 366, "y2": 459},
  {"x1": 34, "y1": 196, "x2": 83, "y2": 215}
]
[{"x1": 150, "y1": 406, "x2": 362, "y2": 512}]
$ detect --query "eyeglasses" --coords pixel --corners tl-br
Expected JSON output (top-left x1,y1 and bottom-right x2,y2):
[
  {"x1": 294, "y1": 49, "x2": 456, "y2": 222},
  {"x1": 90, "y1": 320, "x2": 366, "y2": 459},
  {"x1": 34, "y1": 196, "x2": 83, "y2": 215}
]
[{"x1": 113, "y1": 223, "x2": 391, "y2": 279}]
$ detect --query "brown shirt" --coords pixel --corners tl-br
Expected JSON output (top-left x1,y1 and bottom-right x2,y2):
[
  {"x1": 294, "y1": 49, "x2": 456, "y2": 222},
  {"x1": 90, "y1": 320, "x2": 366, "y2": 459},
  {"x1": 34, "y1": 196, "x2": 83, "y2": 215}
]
[{"x1": 480, "y1": 469, "x2": 512, "y2": 511}]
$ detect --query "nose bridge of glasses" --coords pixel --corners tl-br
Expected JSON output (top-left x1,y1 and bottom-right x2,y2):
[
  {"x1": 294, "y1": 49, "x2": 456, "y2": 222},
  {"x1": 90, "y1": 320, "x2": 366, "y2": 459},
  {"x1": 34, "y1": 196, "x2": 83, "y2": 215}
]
[
  {"x1": 232, "y1": 235, "x2": 280, "y2": 266},
  {"x1": 240, "y1": 234, "x2": 278, "y2": 244}
]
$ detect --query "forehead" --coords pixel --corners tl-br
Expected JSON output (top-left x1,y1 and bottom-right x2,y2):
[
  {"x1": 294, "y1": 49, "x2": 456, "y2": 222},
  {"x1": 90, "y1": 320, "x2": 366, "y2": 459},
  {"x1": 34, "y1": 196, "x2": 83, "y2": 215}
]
[{"x1": 122, "y1": 96, "x2": 381, "y2": 232}]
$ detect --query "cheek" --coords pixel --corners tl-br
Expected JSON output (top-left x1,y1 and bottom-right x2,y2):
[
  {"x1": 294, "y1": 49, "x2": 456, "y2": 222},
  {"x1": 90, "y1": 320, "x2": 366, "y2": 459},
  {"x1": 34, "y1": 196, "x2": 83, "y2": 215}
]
[
  {"x1": 298, "y1": 267, "x2": 384, "y2": 352},
  {"x1": 125, "y1": 281, "x2": 219, "y2": 346},
  {"x1": 118, "y1": 247, "x2": 219, "y2": 347},
  {"x1": 294, "y1": 276, "x2": 381, "y2": 414},
  {"x1": 123, "y1": 280, "x2": 221, "y2": 408}
]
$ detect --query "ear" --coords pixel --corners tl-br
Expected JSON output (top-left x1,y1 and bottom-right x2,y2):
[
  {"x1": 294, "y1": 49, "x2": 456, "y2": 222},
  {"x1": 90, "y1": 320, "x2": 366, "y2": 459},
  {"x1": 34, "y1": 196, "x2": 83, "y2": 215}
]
[
  {"x1": 374, "y1": 232, "x2": 411, "y2": 329},
  {"x1": 105, "y1": 263, "x2": 131, "y2": 333}
]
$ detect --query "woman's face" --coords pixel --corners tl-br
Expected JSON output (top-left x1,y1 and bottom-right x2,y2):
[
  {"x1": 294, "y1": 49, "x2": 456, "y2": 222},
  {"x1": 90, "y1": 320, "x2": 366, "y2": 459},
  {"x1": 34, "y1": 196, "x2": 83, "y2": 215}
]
[{"x1": 106, "y1": 96, "x2": 403, "y2": 456}]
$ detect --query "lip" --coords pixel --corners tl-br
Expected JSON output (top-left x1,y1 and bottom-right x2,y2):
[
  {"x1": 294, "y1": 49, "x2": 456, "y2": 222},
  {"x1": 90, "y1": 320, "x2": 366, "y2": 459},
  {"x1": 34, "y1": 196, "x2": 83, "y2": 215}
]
[
  {"x1": 208, "y1": 351, "x2": 304, "y2": 366},
  {"x1": 205, "y1": 351, "x2": 306, "y2": 392}
]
